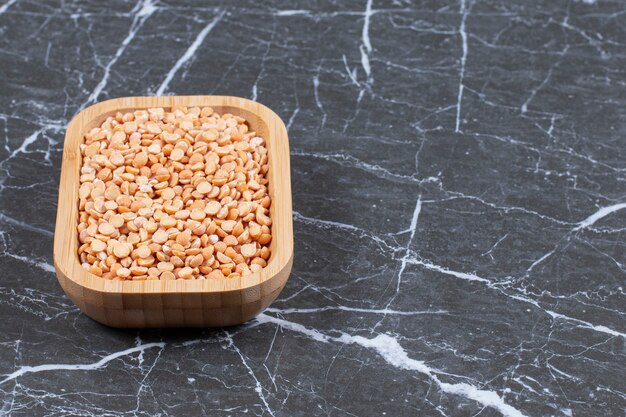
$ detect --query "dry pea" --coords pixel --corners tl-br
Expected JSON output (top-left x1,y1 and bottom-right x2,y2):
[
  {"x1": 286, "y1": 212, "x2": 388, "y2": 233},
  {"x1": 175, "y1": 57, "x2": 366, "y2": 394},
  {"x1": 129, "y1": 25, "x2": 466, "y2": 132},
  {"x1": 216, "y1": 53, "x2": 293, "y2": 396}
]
[
  {"x1": 77, "y1": 106, "x2": 271, "y2": 280},
  {"x1": 110, "y1": 214, "x2": 124, "y2": 228},
  {"x1": 152, "y1": 229, "x2": 168, "y2": 244},
  {"x1": 113, "y1": 243, "x2": 131, "y2": 258},
  {"x1": 241, "y1": 243, "x2": 257, "y2": 258},
  {"x1": 178, "y1": 267, "x2": 194, "y2": 279},
  {"x1": 136, "y1": 245, "x2": 151, "y2": 258},
  {"x1": 157, "y1": 261, "x2": 174, "y2": 272},
  {"x1": 117, "y1": 268, "x2": 131, "y2": 278},
  {"x1": 161, "y1": 271, "x2": 175, "y2": 280},
  {"x1": 196, "y1": 181, "x2": 212, "y2": 194},
  {"x1": 205, "y1": 200, "x2": 221, "y2": 215},
  {"x1": 90, "y1": 241, "x2": 105, "y2": 254},
  {"x1": 98, "y1": 222, "x2": 115, "y2": 236}
]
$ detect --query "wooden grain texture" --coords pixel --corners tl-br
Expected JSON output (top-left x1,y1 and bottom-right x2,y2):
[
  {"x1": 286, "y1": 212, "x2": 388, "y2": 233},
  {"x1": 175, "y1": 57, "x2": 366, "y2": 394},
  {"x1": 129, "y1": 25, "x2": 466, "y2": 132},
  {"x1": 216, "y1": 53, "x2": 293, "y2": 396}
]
[{"x1": 53, "y1": 96, "x2": 293, "y2": 328}]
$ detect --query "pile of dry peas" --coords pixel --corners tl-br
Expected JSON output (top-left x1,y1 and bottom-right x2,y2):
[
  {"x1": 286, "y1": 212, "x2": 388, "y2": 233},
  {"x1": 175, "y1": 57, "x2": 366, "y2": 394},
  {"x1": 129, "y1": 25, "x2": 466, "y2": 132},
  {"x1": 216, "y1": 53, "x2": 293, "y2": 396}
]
[{"x1": 77, "y1": 106, "x2": 272, "y2": 281}]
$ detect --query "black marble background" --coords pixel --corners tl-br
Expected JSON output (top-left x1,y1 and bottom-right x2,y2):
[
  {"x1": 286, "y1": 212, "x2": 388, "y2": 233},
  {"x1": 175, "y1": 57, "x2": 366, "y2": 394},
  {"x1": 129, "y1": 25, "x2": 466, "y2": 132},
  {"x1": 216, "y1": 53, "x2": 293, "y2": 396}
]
[{"x1": 1, "y1": 0, "x2": 625, "y2": 416}]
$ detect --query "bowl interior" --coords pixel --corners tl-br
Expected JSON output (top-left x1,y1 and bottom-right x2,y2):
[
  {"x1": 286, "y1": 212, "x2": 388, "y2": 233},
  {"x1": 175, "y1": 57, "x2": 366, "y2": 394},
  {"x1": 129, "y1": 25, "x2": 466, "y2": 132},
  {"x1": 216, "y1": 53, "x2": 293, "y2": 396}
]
[{"x1": 54, "y1": 96, "x2": 292, "y2": 295}]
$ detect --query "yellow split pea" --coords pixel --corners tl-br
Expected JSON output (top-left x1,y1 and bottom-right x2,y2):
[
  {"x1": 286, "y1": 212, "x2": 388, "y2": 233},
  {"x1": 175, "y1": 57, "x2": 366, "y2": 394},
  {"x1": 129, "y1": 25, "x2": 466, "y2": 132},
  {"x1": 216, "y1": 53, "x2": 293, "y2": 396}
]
[{"x1": 76, "y1": 106, "x2": 272, "y2": 281}]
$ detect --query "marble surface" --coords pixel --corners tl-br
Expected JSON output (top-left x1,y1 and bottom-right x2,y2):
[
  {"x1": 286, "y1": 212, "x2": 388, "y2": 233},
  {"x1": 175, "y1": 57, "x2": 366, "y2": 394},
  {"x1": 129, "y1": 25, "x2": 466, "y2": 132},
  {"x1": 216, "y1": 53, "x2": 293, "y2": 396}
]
[{"x1": 0, "y1": 0, "x2": 625, "y2": 415}]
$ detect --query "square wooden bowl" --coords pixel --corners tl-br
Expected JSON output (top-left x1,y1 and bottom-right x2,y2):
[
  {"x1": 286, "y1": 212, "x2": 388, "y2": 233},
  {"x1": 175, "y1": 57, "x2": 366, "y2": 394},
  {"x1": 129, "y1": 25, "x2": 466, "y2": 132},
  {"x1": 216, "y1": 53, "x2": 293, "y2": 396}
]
[{"x1": 53, "y1": 96, "x2": 293, "y2": 328}]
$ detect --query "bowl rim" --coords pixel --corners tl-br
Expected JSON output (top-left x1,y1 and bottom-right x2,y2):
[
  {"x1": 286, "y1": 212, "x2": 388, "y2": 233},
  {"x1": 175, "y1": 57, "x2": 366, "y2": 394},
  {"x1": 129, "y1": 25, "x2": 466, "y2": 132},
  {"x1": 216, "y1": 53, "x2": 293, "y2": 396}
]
[{"x1": 53, "y1": 95, "x2": 293, "y2": 295}]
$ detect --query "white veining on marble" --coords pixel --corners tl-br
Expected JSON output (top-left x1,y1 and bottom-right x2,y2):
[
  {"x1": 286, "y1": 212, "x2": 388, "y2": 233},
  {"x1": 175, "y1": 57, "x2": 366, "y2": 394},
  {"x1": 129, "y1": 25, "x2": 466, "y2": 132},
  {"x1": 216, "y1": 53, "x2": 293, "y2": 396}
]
[
  {"x1": 342, "y1": 54, "x2": 360, "y2": 87},
  {"x1": 312, "y1": 66, "x2": 327, "y2": 128},
  {"x1": 1, "y1": 231, "x2": 55, "y2": 273},
  {"x1": 0, "y1": 342, "x2": 165, "y2": 385},
  {"x1": 406, "y1": 258, "x2": 491, "y2": 283},
  {"x1": 155, "y1": 10, "x2": 226, "y2": 95},
  {"x1": 4, "y1": 253, "x2": 54, "y2": 273},
  {"x1": 455, "y1": 0, "x2": 470, "y2": 133},
  {"x1": 526, "y1": 247, "x2": 557, "y2": 273},
  {"x1": 388, "y1": 195, "x2": 421, "y2": 305},
  {"x1": 266, "y1": 306, "x2": 447, "y2": 316},
  {"x1": 525, "y1": 202, "x2": 626, "y2": 273},
  {"x1": 357, "y1": 335, "x2": 527, "y2": 417},
  {"x1": 505, "y1": 293, "x2": 625, "y2": 338},
  {"x1": 292, "y1": 210, "x2": 399, "y2": 255},
  {"x1": 293, "y1": 210, "x2": 361, "y2": 233},
  {"x1": 223, "y1": 331, "x2": 276, "y2": 417},
  {"x1": 8, "y1": 128, "x2": 44, "y2": 160},
  {"x1": 286, "y1": 107, "x2": 299, "y2": 131},
  {"x1": 291, "y1": 149, "x2": 424, "y2": 183},
  {"x1": 558, "y1": 13, "x2": 607, "y2": 59},
  {"x1": 0, "y1": 0, "x2": 16, "y2": 16},
  {"x1": 0, "y1": 287, "x2": 78, "y2": 321},
  {"x1": 0, "y1": 213, "x2": 53, "y2": 237},
  {"x1": 359, "y1": 0, "x2": 374, "y2": 87},
  {"x1": 257, "y1": 314, "x2": 527, "y2": 417},
  {"x1": 521, "y1": 66, "x2": 554, "y2": 114},
  {"x1": 481, "y1": 233, "x2": 508, "y2": 259},
  {"x1": 273, "y1": 9, "x2": 309, "y2": 16},
  {"x1": 81, "y1": 0, "x2": 157, "y2": 109},
  {"x1": 574, "y1": 202, "x2": 626, "y2": 231},
  {"x1": 294, "y1": 196, "x2": 624, "y2": 344},
  {"x1": 1, "y1": 1, "x2": 625, "y2": 415},
  {"x1": 250, "y1": 30, "x2": 274, "y2": 102}
]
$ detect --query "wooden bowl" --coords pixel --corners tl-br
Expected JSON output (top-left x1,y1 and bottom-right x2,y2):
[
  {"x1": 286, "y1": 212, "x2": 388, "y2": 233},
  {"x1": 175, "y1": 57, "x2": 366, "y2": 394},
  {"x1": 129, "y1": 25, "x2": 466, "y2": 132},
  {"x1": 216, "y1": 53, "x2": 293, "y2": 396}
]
[{"x1": 53, "y1": 96, "x2": 293, "y2": 328}]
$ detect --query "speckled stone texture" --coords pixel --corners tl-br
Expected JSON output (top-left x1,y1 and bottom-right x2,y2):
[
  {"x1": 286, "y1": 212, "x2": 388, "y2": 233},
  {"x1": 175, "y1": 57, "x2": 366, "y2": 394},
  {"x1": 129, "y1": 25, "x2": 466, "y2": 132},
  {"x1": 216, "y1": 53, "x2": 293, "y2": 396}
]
[{"x1": 0, "y1": 0, "x2": 625, "y2": 416}]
